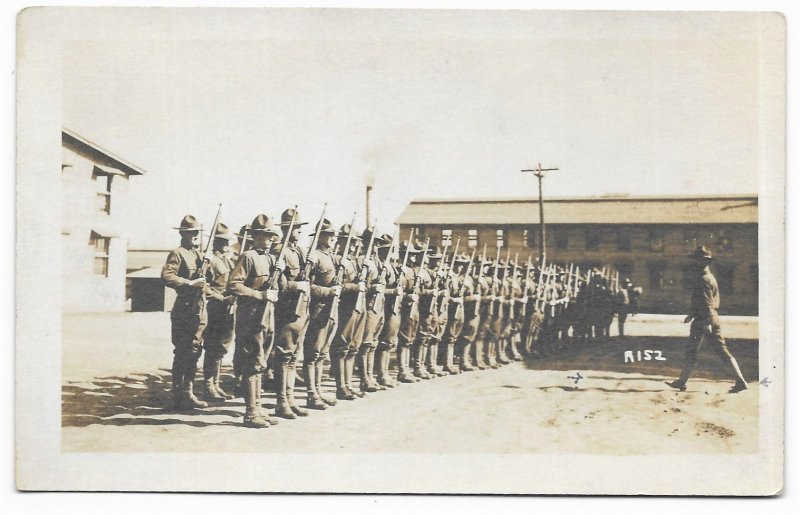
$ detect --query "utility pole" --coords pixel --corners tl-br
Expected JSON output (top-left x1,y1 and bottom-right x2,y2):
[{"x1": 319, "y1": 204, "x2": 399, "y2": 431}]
[{"x1": 521, "y1": 163, "x2": 559, "y2": 263}]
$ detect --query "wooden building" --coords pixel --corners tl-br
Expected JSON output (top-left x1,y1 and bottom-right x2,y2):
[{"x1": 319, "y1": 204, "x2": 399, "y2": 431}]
[
  {"x1": 396, "y1": 194, "x2": 758, "y2": 315},
  {"x1": 61, "y1": 129, "x2": 146, "y2": 312}
]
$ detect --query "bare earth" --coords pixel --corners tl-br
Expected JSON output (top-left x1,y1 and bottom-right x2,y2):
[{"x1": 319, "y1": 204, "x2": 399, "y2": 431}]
[{"x1": 62, "y1": 312, "x2": 759, "y2": 454}]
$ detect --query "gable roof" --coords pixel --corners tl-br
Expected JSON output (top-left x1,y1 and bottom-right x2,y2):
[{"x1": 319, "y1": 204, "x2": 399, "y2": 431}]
[
  {"x1": 62, "y1": 128, "x2": 148, "y2": 176},
  {"x1": 396, "y1": 194, "x2": 758, "y2": 225}
]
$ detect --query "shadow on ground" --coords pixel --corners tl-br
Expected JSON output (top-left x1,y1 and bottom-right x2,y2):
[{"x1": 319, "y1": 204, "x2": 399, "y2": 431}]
[{"x1": 524, "y1": 336, "x2": 759, "y2": 383}]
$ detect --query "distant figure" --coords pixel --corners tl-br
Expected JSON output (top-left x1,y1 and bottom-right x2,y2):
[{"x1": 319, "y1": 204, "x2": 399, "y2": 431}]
[
  {"x1": 615, "y1": 278, "x2": 635, "y2": 338},
  {"x1": 665, "y1": 247, "x2": 748, "y2": 394}
]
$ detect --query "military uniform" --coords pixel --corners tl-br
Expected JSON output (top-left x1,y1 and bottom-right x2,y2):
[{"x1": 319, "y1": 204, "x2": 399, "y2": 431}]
[
  {"x1": 455, "y1": 257, "x2": 481, "y2": 371},
  {"x1": 272, "y1": 208, "x2": 312, "y2": 419},
  {"x1": 161, "y1": 215, "x2": 212, "y2": 410},
  {"x1": 396, "y1": 244, "x2": 422, "y2": 383},
  {"x1": 227, "y1": 214, "x2": 283, "y2": 428},
  {"x1": 667, "y1": 247, "x2": 748, "y2": 393},
  {"x1": 375, "y1": 236, "x2": 403, "y2": 387},
  {"x1": 358, "y1": 230, "x2": 391, "y2": 393},
  {"x1": 414, "y1": 248, "x2": 442, "y2": 379},
  {"x1": 201, "y1": 223, "x2": 237, "y2": 402},
  {"x1": 302, "y1": 219, "x2": 340, "y2": 408},
  {"x1": 473, "y1": 264, "x2": 493, "y2": 369},
  {"x1": 441, "y1": 254, "x2": 470, "y2": 374},
  {"x1": 329, "y1": 225, "x2": 367, "y2": 400}
]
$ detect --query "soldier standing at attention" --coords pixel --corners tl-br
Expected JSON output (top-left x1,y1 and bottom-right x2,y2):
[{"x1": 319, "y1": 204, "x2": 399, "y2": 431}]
[
  {"x1": 272, "y1": 208, "x2": 312, "y2": 419},
  {"x1": 442, "y1": 252, "x2": 470, "y2": 374},
  {"x1": 374, "y1": 233, "x2": 402, "y2": 387},
  {"x1": 396, "y1": 242, "x2": 422, "y2": 383},
  {"x1": 473, "y1": 258, "x2": 494, "y2": 370},
  {"x1": 415, "y1": 245, "x2": 443, "y2": 379},
  {"x1": 666, "y1": 247, "x2": 748, "y2": 394},
  {"x1": 302, "y1": 219, "x2": 341, "y2": 409},
  {"x1": 226, "y1": 214, "x2": 283, "y2": 428},
  {"x1": 358, "y1": 229, "x2": 390, "y2": 393},
  {"x1": 330, "y1": 225, "x2": 366, "y2": 400},
  {"x1": 201, "y1": 223, "x2": 238, "y2": 403},
  {"x1": 161, "y1": 215, "x2": 212, "y2": 411}
]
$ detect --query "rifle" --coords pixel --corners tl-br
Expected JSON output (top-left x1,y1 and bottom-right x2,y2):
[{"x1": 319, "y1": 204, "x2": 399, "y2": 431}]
[
  {"x1": 437, "y1": 238, "x2": 460, "y2": 317},
  {"x1": 509, "y1": 252, "x2": 519, "y2": 320},
  {"x1": 258, "y1": 205, "x2": 297, "y2": 328},
  {"x1": 354, "y1": 222, "x2": 378, "y2": 314},
  {"x1": 489, "y1": 246, "x2": 501, "y2": 316},
  {"x1": 372, "y1": 225, "x2": 398, "y2": 314},
  {"x1": 411, "y1": 237, "x2": 431, "y2": 315},
  {"x1": 194, "y1": 203, "x2": 223, "y2": 282},
  {"x1": 328, "y1": 212, "x2": 357, "y2": 324},
  {"x1": 521, "y1": 255, "x2": 531, "y2": 317},
  {"x1": 393, "y1": 229, "x2": 415, "y2": 315},
  {"x1": 459, "y1": 246, "x2": 477, "y2": 297},
  {"x1": 294, "y1": 203, "x2": 327, "y2": 317}
]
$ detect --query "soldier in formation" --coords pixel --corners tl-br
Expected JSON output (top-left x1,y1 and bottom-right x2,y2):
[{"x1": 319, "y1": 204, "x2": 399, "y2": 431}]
[{"x1": 162, "y1": 209, "x2": 745, "y2": 428}]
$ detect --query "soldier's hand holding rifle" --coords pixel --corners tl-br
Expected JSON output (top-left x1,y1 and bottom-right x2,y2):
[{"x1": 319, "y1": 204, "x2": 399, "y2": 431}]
[
  {"x1": 261, "y1": 289, "x2": 279, "y2": 303},
  {"x1": 330, "y1": 285, "x2": 342, "y2": 298},
  {"x1": 189, "y1": 277, "x2": 207, "y2": 289}
]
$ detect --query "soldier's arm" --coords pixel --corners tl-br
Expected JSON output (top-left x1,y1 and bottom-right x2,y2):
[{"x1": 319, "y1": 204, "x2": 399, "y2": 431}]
[
  {"x1": 341, "y1": 261, "x2": 361, "y2": 294},
  {"x1": 226, "y1": 255, "x2": 262, "y2": 299}
]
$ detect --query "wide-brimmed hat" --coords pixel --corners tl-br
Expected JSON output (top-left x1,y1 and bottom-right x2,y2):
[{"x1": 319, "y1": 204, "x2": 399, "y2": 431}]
[
  {"x1": 236, "y1": 224, "x2": 252, "y2": 242},
  {"x1": 426, "y1": 244, "x2": 444, "y2": 260},
  {"x1": 250, "y1": 214, "x2": 282, "y2": 237},
  {"x1": 337, "y1": 224, "x2": 362, "y2": 242},
  {"x1": 279, "y1": 207, "x2": 308, "y2": 227},
  {"x1": 399, "y1": 242, "x2": 422, "y2": 256},
  {"x1": 173, "y1": 214, "x2": 202, "y2": 232},
  {"x1": 213, "y1": 222, "x2": 236, "y2": 241},
  {"x1": 373, "y1": 232, "x2": 394, "y2": 249},
  {"x1": 689, "y1": 246, "x2": 714, "y2": 261},
  {"x1": 454, "y1": 251, "x2": 471, "y2": 264},
  {"x1": 490, "y1": 259, "x2": 510, "y2": 269},
  {"x1": 310, "y1": 218, "x2": 337, "y2": 236}
]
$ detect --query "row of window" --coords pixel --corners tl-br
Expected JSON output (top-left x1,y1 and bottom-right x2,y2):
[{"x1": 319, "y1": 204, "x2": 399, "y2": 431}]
[
  {"x1": 90, "y1": 232, "x2": 110, "y2": 277},
  {"x1": 428, "y1": 227, "x2": 736, "y2": 252},
  {"x1": 646, "y1": 263, "x2": 758, "y2": 295}
]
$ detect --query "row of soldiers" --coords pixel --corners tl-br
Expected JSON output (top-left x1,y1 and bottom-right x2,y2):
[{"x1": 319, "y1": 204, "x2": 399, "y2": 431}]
[{"x1": 161, "y1": 206, "x2": 635, "y2": 428}]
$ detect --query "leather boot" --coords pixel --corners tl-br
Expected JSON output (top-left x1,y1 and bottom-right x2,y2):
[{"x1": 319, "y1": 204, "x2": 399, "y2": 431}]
[
  {"x1": 336, "y1": 356, "x2": 356, "y2": 400},
  {"x1": 304, "y1": 363, "x2": 327, "y2": 410},
  {"x1": 171, "y1": 358, "x2": 184, "y2": 410},
  {"x1": 414, "y1": 344, "x2": 432, "y2": 379},
  {"x1": 397, "y1": 346, "x2": 415, "y2": 383},
  {"x1": 317, "y1": 360, "x2": 337, "y2": 406},
  {"x1": 345, "y1": 355, "x2": 364, "y2": 397},
  {"x1": 212, "y1": 360, "x2": 234, "y2": 400},
  {"x1": 181, "y1": 371, "x2": 208, "y2": 409},
  {"x1": 444, "y1": 343, "x2": 459, "y2": 374},
  {"x1": 359, "y1": 353, "x2": 378, "y2": 393},
  {"x1": 425, "y1": 343, "x2": 440, "y2": 376},
  {"x1": 242, "y1": 375, "x2": 270, "y2": 428},
  {"x1": 286, "y1": 364, "x2": 308, "y2": 417},
  {"x1": 377, "y1": 350, "x2": 396, "y2": 387},
  {"x1": 275, "y1": 362, "x2": 296, "y2": 419},
  {"x1": 434, "y1": 343, "x2": 448, "y2": 376},
  {"x1": 460, "y1": 341, "x2": 476, "y2": 371},
  {"x1": 366, "y1": 348, "x2": 385, "y2": 389}
]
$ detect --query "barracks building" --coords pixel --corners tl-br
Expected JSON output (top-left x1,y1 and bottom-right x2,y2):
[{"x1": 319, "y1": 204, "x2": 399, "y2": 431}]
[
  {"x1": 62, "y1": 128, "x2": 146, "y2": 312},
  {"x1": 396, "y1": 194, "x2": 758, "y2": 316}
]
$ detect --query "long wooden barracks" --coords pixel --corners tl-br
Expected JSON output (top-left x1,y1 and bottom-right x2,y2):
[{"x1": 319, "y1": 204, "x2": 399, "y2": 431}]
[{"x1": 396, "y1": 194, "x2": 758, "y2": 316}]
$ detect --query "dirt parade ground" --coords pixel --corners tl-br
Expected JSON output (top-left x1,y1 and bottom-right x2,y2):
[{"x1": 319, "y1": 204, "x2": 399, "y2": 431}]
[{"x1": 61, "y1": 312, "x2": 759, "y2": 454}]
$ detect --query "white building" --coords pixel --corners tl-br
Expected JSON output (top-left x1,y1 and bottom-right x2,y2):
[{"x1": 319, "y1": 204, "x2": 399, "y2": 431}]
[{"x1": 61, "y1": 129, "x2": 146, "y2": 312}]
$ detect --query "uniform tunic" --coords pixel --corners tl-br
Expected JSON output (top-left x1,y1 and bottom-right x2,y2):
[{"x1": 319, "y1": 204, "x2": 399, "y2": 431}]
[
  {"x1": 378, "y1": 261, "x2": 403, "y2": 349},
  {"x1": 361, "y1": 255, "x2": 386, "y2": 346},
  {"x1": 303, "y1": 247, "x2": 338, "y2": 364},
  {"x1": 273, "y1": 242, "x2": 311, "y2": 364},
  {"x1": 331, "y1": 254, "x2": 367, "y2": 356},
  {"x1": 203, "y1": 250, "x2": 236, "y2": 360},
  {"x1": 161, "y1": 246, "x2": 209, "y2": 365},
  {"x1": 397, "y1": 265, "x2": 420, "y2": 345},
  {"x1": 443, "y1": 273, "x2": 466, "y2": 343},
  {"x1": 459, "y1": 274, "x2": 481, "y2": 342},
  {"x1": 416, "y1": 266, "x2": 439, "y2": 343},
  {"x1": 227, "y1": 248, "x2": 277, "y2": 377}
]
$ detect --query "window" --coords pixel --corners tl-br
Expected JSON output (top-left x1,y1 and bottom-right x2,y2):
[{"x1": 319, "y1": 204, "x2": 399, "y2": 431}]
[
  {"x1": 681, "y1": 264, "x2": 695, "y2": 291},
  {"x1": 647, "y1": 262, "x2": 667, "y2": 290},
  {"x1": 714, "y1": 228, "x2": 733, "y2": 252},
  {"x1": 496, "y1": 229, "x2": 505, "y2": 248},
  {"x1": 441, "y1": 229, "x2": 453, "y2": 247},
  {"x1": 615, "y1": 262, "x2": 633, "y2": 283},
  {"x1": 683, "y1": 227, "x2": 699, "y2": 250},
  {"x1": 585, "y1": 228, "x2": 600, "y2": 250},
  {"x1": 554, "y1": 227, "x2": 568, "y2": 250},
  {"x1": 524, "y1": 228, "x2": 537, "y2": 249},
  {"x1": 716, "y1": 265, "x2": 735, "y2": 294},
  {"x1": 648, "y1": 228, "x2": 665, "y2": 252},
  {"x1": 750, "y1": 265, "x2": 759, "y2": 295},
  {"x1": 467, "y1": 229, "x2": 478, "y2": 248},
  {"x1": 92, "y1": 167, "x2": 113, "y2": 215},
  {"x1": 90, "y1": 232, "x2": 110, "y2": 277},
  {"x1": 617, "y1": 228, "x2": 631, "y2": 251}
]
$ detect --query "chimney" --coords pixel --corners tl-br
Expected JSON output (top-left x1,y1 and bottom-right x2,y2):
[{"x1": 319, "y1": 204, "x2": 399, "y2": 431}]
[{"x1": 365, "y1": 185, "x2": 373, "y2": 227}]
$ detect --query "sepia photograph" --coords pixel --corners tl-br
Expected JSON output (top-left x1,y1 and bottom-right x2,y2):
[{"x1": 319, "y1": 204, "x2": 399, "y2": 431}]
[{"x1": 15, "y1": 5, "x2": 785, "y2": 495}]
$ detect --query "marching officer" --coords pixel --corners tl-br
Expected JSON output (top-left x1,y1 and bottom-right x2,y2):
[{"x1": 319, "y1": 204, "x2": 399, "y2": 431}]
[
  {"x1": 666, "y1": 247, "x2": 748, "y2": 394},
  {"x1": 226, "y1": 214, "x2": 283, "y2": 428},
  {"x1": 301, "y1": 219, "x2": 341, "y2": 409},
  {"x1": 161, "y1": 214, "x2": 212, "y2": 410},
  {"x1": 272, "y1": 208, "x2": 312, "y2": 419},
  {"x1": 201, "y1": 223, "x2": 237, "y2": 402}
]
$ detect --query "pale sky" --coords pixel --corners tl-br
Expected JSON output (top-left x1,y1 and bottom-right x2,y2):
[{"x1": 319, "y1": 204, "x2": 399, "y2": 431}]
[{"x1": 61, "y1": 9, "x2": 767, "y2": 249}]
